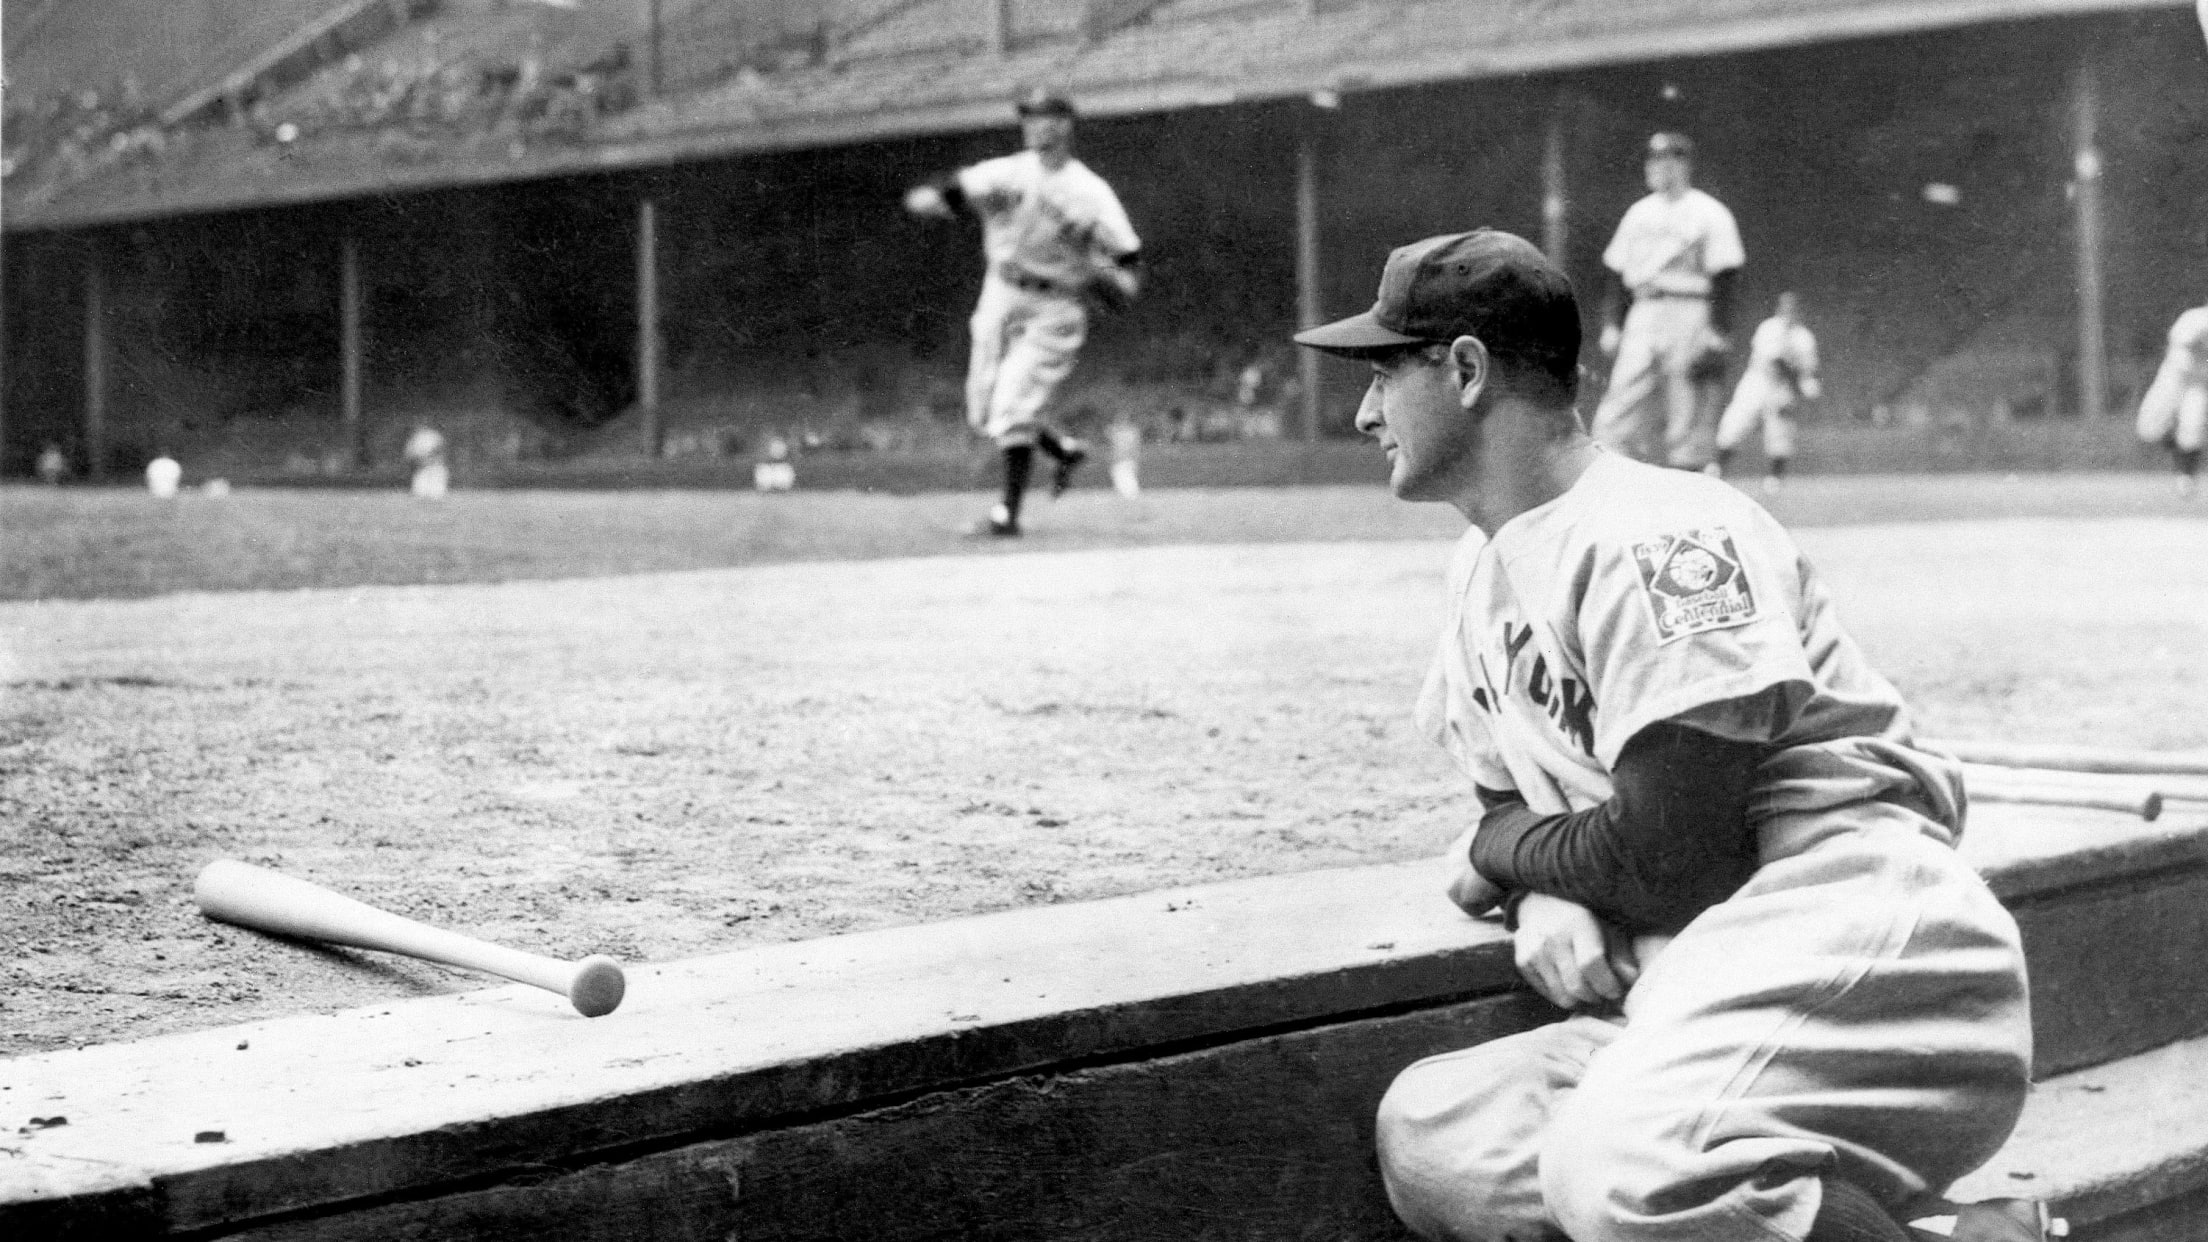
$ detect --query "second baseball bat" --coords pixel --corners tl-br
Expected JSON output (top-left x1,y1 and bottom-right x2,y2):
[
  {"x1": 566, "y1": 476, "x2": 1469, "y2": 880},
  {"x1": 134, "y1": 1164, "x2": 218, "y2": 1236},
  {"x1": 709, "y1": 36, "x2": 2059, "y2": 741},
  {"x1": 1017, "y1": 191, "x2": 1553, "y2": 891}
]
[
  {"x1": 1931, "y1": 739, "x2": 2208, "y2": 778},
  {"x1": 194, "y1": 859, "x2": 626, "y2": 1017},
  {"x1": 1966, "y1": 783, "x2": 2163, "y2": 821}
]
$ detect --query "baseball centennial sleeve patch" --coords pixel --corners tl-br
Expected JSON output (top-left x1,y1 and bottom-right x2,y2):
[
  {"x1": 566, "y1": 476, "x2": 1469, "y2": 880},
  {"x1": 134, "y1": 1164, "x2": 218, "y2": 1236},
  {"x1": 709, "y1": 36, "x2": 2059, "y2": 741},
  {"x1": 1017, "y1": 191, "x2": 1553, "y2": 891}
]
[{"x1": 1629, "y1": 528, "x2": 1759, "y2": 643}]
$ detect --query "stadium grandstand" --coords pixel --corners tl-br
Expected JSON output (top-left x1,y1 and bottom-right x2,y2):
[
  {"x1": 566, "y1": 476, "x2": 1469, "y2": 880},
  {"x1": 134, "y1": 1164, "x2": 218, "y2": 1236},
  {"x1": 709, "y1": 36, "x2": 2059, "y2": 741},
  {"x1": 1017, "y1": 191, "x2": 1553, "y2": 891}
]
[{"x1": 3, "y1": 0, "x2": 2202, "y2": 482}]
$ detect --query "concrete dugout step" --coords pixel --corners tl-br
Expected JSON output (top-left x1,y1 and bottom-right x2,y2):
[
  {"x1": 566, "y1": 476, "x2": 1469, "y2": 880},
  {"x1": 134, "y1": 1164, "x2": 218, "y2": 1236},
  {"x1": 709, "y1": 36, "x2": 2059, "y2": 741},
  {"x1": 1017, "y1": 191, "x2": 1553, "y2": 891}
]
[{"x1": 4, "y1": 802, "x2": 2205, "y2": 1239}]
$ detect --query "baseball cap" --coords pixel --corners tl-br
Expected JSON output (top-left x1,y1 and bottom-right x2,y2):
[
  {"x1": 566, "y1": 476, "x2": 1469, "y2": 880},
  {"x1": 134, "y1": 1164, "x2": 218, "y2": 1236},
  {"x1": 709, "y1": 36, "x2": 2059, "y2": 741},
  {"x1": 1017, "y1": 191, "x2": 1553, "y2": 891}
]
[
  {"x1": 1293, "y1": 229, "x2": 1580, "y2": 358},
  {"x1": 1016, "y1": 88, "x2": 1077, "y2": 119},
  {"x1": 1646, "y1": 131, "x2": 1694, "y2": 159}
]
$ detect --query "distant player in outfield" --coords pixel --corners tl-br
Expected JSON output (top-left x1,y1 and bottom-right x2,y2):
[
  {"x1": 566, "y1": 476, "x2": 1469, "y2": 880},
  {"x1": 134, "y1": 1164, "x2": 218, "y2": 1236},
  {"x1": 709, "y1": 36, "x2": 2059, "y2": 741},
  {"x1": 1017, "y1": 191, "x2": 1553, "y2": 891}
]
[
  {"x1": 2135, "y1": 302, "x2": 2208, "y2": 497},
  {"x1": 904, "y1": 88, "x2": 1142, "y2": 537},
  {"x1": 1590, "y1": 132, "x2": 1744, "y2": 471},
  {"x1": 1714, "y1": 291, "x2": 1821, "y2": 493},
  {"x1": 1295, "y1": 229, "x2": 2048, "y2": 1242},
  {"x1": 404, "y1": 424, "x2": 449, "y2": 499}
]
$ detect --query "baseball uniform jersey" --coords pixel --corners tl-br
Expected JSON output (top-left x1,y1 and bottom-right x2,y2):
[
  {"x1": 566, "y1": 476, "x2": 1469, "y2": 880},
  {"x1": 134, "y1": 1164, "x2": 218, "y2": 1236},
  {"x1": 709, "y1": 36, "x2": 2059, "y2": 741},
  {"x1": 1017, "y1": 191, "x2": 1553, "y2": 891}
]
[
  {"x1": 1378, "y1": 451, "x2": 2031, "y2": 1242},
  {"x1": 1717, "y1": 313, "x2": 1821, "y2": 459},
  {"x1": 1590, "y1": 189, "x2": 1745, "y2": 467},
  {"x1": 956, "y1": 151, "x2": 1139, "y2": 444},
  {"x1": 2135, "y1": 305, "x2": 2208, "y2": 453}
]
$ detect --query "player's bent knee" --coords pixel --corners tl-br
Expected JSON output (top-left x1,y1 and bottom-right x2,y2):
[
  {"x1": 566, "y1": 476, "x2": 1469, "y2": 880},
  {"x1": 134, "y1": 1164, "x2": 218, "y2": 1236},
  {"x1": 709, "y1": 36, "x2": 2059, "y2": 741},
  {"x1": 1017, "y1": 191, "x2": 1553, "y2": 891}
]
[{"x1": 1374, "y1": 1043, "x2": 1560, "y2": 1242}]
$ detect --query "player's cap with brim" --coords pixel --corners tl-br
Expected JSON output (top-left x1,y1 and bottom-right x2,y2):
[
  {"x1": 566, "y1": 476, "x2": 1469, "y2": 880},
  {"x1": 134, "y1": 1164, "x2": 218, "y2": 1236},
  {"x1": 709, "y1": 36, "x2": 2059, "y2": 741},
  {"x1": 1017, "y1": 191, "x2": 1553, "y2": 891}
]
[
  {"x1": 1294, "y1": 230, "x2": 1579, "y2": 359},
  {"x1": 1646, "y1": 131, "x2": 1694, "y2": 159},
  {"x1": 1016, "y1": 88, "x2": 1077, "y2": 119}
]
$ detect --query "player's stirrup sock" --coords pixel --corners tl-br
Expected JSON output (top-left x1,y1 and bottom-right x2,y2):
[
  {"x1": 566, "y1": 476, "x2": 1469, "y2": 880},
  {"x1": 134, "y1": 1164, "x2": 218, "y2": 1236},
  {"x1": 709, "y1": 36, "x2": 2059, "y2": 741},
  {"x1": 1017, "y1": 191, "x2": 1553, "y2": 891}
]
[
  {"x1": 1770, "y1": 456, "x2": 1790, "y2": 479},
  {"x1": 1806, "y1": 1176, "x2": 1912, "y2": 1242},
  {"x1": 1000, "y1": 445, "x2": 1035, "y2": 523},
  {"x1": 2178, "y1": 447, "x2": 2201, "y2": 479},
  {"x1": 1034, "y1": 427, "x2": 1077, "y2": 462}
]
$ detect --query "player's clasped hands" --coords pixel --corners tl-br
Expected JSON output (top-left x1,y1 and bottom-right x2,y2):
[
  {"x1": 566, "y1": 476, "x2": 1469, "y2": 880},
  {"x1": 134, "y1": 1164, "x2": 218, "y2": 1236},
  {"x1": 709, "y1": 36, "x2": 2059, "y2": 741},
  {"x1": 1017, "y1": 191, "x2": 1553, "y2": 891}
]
[
  {"x1": 1512, "y1": 892, "x2": 1642, "y2": 1010},
  {"x1": 1442, "y1": 825, "x2": 1503, "y2": 916}
]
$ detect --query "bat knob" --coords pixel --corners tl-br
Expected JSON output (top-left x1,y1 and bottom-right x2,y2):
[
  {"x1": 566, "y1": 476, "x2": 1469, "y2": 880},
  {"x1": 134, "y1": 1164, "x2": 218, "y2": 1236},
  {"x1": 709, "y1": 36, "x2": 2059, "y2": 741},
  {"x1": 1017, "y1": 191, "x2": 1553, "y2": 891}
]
[{"x1": 569, "y1": 955, "x2": 627, "y2": 1017}]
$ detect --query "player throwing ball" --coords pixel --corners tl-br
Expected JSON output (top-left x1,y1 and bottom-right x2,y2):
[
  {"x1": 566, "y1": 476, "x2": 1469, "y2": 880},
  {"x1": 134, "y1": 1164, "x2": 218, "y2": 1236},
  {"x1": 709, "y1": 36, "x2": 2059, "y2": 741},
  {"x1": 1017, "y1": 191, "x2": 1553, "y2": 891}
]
[
  {"x1": 1294, "y1": 230, "x2": 2048, "y2": 1242},
  {"x1": 904, "y1": 88, "x2": 1142, "y2": 537},
  {"x1": 1590, "y1": 132, "x2": 1744, "y2": 470}
]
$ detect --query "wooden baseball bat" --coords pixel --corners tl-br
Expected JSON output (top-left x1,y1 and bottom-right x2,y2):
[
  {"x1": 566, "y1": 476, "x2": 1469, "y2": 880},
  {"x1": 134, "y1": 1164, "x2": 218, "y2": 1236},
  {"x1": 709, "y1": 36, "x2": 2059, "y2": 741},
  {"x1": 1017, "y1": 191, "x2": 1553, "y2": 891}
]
[
  {"x1": 1962, "y1": 761, "x2": 2208, "y2": 806},
  {"x1": 1930, "y1": 739, "x2": 2208, "y2": 778},
  {"x1": 1966, "y1": 783, "x2": 2163, "y2": 821},
  {"x1": 194, "y1": 859, "x2": 626, "y2": 1017}
]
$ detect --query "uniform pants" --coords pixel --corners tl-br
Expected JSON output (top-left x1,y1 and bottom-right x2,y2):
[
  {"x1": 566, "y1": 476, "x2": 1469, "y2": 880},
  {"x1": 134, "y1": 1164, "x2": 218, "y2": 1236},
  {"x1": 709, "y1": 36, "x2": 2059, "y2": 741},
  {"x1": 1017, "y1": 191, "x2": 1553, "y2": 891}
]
[
  {"x1": 1716, "y1": 372, "x2": 1798, "y2": 461},
  {"x1": 1591, "y1": 298, "x2": 1717, "y2": 469},
  {"x1": 410, "y1": 461, "x2": 449, "y2": 498},
  {"x1": 966, "y1": 275, "x2": 1088, "y2": 448},
  {"x1": 1376, "y1": 824, "x2": 2031, "y2": 1242},
  {"x1": 2134, "y1": 353, "x2": 2208, "y2": 452}
]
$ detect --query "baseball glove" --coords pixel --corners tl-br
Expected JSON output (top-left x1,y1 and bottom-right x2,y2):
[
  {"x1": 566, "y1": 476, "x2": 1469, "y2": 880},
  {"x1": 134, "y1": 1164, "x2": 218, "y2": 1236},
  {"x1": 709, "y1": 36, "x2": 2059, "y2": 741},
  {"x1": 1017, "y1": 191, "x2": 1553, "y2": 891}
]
[
  {"x1": 1084, "y1": 261, "x2": 1142, "y2": 313},
  {"x1": 1687, "y1": 330, "x2": 1730, "y2": 383}
]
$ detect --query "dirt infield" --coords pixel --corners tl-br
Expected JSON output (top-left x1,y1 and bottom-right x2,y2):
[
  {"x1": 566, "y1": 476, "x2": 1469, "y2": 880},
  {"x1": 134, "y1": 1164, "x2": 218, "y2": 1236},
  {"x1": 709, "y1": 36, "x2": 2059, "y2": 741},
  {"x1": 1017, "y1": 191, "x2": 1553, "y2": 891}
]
[{"x1": 4, "y1": 477, "x2": 2206, "y2": 1054}]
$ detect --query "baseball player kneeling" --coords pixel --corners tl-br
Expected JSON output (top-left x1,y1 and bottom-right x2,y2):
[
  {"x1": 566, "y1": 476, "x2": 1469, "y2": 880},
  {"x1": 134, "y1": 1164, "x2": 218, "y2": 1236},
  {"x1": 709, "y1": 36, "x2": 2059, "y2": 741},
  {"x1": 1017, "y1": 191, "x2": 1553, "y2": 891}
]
[
  {"x1": 1295, "y1": 230, "x2": 2049, "y2": 1242},
  {"x1": 904, "y1": 88, "x2": 1142, "y2": 536}
]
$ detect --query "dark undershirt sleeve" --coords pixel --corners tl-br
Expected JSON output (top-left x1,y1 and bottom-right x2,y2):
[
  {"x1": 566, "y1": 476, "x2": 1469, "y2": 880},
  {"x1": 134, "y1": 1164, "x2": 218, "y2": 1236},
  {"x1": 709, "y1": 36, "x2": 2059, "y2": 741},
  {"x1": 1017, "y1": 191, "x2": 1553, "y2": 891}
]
[
  {"x1": 1709, "y1": 267, "x2": 1741, "y2": 337},
  {"x1": 929, "y1": 172, "x2": 970, "y2": 216},
  {"x1": 1467, "y1": 720, "x2": 1766, "y2": 935}
]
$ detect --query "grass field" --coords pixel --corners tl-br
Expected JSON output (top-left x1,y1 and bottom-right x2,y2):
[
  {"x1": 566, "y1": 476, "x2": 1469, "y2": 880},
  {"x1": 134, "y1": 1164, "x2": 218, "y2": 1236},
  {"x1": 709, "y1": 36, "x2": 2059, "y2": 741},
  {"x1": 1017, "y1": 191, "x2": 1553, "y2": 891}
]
[{"x1": 2, "y1": 473, "x2": 2205, "y2": 1055}]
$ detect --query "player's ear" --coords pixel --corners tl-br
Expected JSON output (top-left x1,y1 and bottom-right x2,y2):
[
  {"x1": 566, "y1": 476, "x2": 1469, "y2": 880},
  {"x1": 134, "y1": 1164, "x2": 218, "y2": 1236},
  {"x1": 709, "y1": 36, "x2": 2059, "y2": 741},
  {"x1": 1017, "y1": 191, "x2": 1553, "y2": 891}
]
[{"x1": 1449, "y1": 336, "x2": 1489, "y2": 411}]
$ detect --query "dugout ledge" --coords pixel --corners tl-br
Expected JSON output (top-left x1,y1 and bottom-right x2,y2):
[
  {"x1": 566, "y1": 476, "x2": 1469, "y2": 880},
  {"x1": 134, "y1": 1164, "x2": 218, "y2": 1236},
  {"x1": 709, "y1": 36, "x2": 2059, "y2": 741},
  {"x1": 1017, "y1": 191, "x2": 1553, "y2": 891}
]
[{"x1": 4, "y1": 804, "x2": 2208, "y2": 1239}]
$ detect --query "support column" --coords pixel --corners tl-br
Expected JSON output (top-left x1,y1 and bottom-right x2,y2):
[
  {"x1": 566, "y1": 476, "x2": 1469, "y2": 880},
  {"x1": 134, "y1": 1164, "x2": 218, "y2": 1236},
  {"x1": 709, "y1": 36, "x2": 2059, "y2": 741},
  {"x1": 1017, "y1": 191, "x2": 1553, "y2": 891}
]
[
  {"x1": 1295, "y1": 117, "x2": 1323, "y2": 441},
  {"x1": 637, "y1": 195, "x2": 662, "y2": 458},
  {"x1": 2072, "y1": 55, "x2": 2107, "y2": 421},
  {"x1": 640, "y1": 0, "x2": 663, "y2": 94},
  {"x1": 83, "y1": 244, "x2": 107, "y2": 480},
  {"x1": 987, "y1": 0, "x2": 1011, "y2": 53},
  {"x1": 1541, "y1": 94, "x2": 1570, "y2": 266},
  {"x1": 341, "y1": 232, "x2": 365, "y2": 468}
]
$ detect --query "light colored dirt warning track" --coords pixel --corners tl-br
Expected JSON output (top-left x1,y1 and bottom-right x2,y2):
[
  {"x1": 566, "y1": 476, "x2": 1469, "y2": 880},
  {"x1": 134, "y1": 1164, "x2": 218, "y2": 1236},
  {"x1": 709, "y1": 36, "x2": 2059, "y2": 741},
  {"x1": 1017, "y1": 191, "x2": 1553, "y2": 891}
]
[{"x1": 3, "y1": 516, "x2": 2206, "y2": 1053}]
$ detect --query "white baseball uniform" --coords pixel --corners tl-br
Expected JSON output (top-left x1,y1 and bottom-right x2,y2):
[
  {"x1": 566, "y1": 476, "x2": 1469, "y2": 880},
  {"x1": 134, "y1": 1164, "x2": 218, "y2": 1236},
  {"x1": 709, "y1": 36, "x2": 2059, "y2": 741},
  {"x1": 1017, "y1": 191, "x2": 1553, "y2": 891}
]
[
  {"x1": 404, "y1": 426, "x2": 449, "y2": 498},
  {"x1": 1378, "y1": 451, "x2": 2031, "y2": 1242},
  {"x1": 1716, "y1": 312, "x2": 1821, "y2": 461},
  {"x1": 956, "y1": 150, "x2": 1139, "y2": 445},
  {"x1": 1590, "y1": 189, "x2": 1745, "y2": 468},
  {"x1": 2134, "y1": 305, "x2": 2208, "y2": 453}
]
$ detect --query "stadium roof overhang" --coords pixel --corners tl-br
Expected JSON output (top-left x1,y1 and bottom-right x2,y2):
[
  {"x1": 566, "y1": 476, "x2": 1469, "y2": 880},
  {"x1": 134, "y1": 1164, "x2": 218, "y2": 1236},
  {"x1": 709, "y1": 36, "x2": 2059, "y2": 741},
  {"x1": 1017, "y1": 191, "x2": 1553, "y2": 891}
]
[{"x1": 2, "y1": 0, "x2": 2183, "y2": 233}]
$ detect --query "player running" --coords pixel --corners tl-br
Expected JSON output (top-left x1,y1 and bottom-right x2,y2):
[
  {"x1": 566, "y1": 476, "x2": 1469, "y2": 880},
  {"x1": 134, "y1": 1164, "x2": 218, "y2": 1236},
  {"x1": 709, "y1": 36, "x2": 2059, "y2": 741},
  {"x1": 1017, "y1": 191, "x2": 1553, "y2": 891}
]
[
  {"x1": 903, "y1": 88, "x2": 1142, "y2": 537},
  {"x1": 1294, "y1": 229, "x2": 2050, "y2": 1242},
  {"x1": 1590, "y1": 132, "x2": 1744, "y2": 471},
  {"x1": 2134, "y1": 303, "x2": 2208, "y2": 497},
  {"x1": 1714, "y1": 291, "x2": 1822, "y2": 492}
]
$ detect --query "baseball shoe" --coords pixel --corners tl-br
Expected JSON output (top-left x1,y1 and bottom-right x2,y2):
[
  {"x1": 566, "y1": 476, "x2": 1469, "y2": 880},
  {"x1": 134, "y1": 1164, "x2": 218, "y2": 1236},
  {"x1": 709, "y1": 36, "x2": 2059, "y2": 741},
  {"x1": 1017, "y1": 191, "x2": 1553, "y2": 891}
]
[
  {"x1": 1050, "y1": 440, "x2": 1088, "y2": 498},
  {"x1": 967, "y1": 503, "x2": 1021, "y2": 538},
  {"x1": 2178, "y1": 474, "x2": 2198, "y2": 498},
  {"x1": 1761, "y1": 475, "x2": 1784, "y2": 495}
]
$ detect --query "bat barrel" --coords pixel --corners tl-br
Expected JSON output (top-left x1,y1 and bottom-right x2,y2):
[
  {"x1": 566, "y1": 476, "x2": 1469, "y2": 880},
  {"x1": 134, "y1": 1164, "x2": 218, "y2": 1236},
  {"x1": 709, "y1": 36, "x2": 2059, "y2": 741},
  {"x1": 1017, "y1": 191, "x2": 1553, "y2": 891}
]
[
  {"x1": 1967, "y1": 782, "x2": 2162, "y2": 821},
  {"x1": 194, "y1": 860, "x2": 624, "y2": 1015}
]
